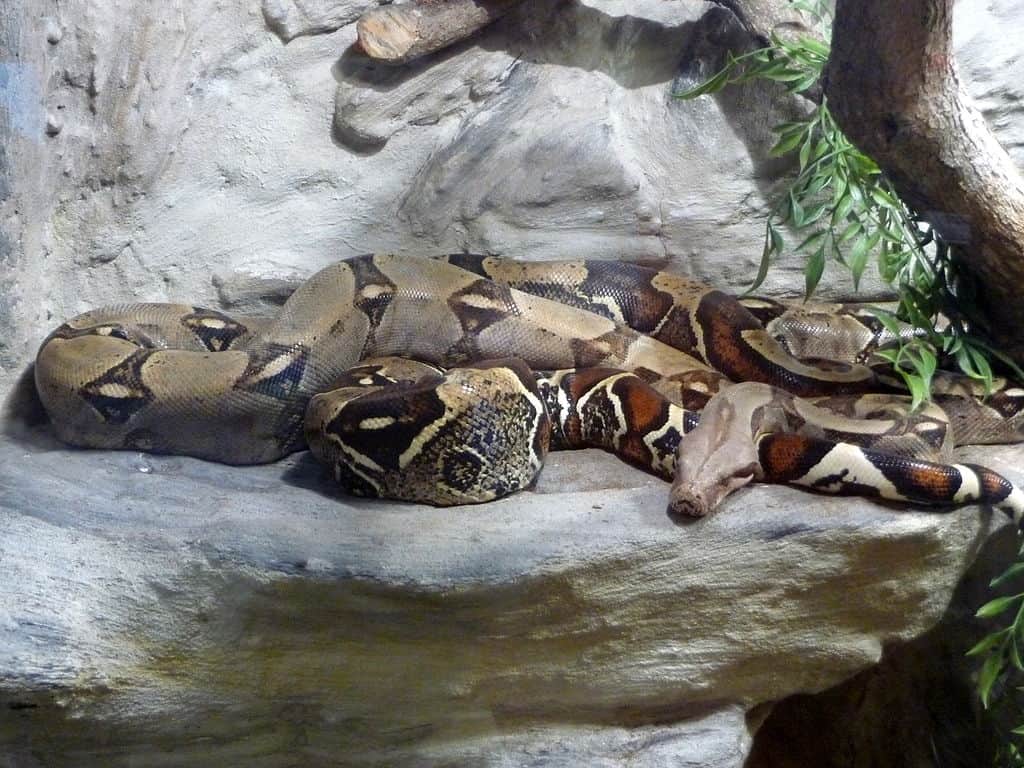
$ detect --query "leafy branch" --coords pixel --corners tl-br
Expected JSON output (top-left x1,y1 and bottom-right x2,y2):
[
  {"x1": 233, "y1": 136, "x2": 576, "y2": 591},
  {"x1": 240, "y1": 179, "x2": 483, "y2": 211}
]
[{"x1": 673, "y1": 18, "x2": 1021, "y2": 406}]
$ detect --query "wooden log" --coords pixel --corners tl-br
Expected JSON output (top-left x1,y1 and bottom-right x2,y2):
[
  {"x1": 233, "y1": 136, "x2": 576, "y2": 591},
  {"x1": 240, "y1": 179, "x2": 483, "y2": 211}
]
[{"x1": 356, "y1": 0, "x2": 523, "y2": 65}]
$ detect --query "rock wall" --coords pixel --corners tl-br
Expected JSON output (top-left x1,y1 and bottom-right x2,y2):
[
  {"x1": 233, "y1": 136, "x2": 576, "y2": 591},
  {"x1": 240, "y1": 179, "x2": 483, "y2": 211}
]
[
  {"x1": 2, "y1": 0, "x2": 1022, "y2": 394},
  {"x1": 4, "y1": 2, "x2": 1024, "y2": 764}
]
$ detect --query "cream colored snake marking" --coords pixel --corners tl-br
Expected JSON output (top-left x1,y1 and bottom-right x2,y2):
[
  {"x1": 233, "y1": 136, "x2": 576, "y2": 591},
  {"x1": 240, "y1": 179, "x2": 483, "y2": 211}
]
[{"x1": 34, "y1": 254, "x2": 1024, "y2": 522}]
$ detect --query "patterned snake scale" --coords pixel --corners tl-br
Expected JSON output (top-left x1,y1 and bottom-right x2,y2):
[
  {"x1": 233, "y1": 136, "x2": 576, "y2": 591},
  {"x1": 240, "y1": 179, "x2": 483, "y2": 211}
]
[{"x1": 34, "y1": 253, "x2": 1024, "y2": 521}]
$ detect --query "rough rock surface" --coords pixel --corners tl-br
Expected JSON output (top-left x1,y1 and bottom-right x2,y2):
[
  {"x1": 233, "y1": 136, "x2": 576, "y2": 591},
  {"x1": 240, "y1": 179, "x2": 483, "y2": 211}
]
[
  {"x1": 263, "y1": 0, "x2": 383, "y2": 42},
  {"x1": 3, "y1": 0, "x2": 1023, "y2": 396},
  {"x1": 0, "y1": 419, "x2": 1018, "y2": 765},
  {"x1": 3, "y1": 0, "x2": 1024, "y2": 764}
]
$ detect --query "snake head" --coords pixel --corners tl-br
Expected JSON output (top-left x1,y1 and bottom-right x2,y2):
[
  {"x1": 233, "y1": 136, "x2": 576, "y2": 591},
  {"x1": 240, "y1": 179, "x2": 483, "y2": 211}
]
[
  {"x1": 668, "y1": 433, "x2": 759, "y2": 519},
  {"x1": 666, "y1": 382, "x2": 789, "y2": 519}
]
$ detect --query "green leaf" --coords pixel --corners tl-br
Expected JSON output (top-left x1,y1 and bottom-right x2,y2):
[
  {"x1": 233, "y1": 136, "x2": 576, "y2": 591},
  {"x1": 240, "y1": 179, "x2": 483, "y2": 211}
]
[
  {"x1": 1011, "y1": 635, "x2": 1024, "y2": 671},
  {"x1": 849, "y1": 151, "x2": 881, "y2": 177},
  {"x1": 847, "y1": 235, "x2": 872, "y2": 289},
  {"x1": 674, "y1": 64, "x2": 735, "y2": 99},
  {"x1": 801, "y1": 203, "x2": 829, "y2": 227},
  {"x1": 774, "y1": 121, "x2": 810, "y2": 134},
  {"x1": 790, "y1": 193, "x2": 805, "y2": 228},
  {"x1": 880, "y1": 225, "x2": 909, "y2": 244},
  {"x1": 748, "y1": 223, "x2": 777, "y2": 294},
  {"x1": 966, "y1": 631, "x2": 1008, "y2": 657},
  {"x1": 992, "y1": 562, "x2": 1024, "y2": 588},
  {"x1": 832, "y1": 171, "x2": 848, "y2": 204},
  {"x1": 803, "y1": 171, "x2": 831, "y2": 198},
  {"x1": 979, "y1": 652, "x2": 1004, "y2": 709},
  {"x1": 800, "y1": 37, "x2": 831, "y2": 58},
  {"x1": 869, "y1": 307, "x2": 903, "y2": 335},
  {"x1": 965, "y1": 343, "x2": 995, "y2": 391},
  {"x1": 905, "y1": 372, "x2": 928, "y2": 411},
  {"x1": 761, "y1": 67, "x2": 807, "y2": 84},
  {"x1": 797, "y1": 230, "x2": 829, "y2": 254},
  {"x1": 770, "y1": 130, "x2": 806, "y2": 157},
  {"x1": 916, "y1": 343, "x2": 937, "y2": 382},
  {"x1": 831, "y1": 192, "x2": 855, "y2": 226},
  {"x1": 805, "y1": 243, "x2": 826, "y2": 299},
  {"x1": 870, "y1": 185, "x2": 900, "y2": 209},
  {"x1": 977, "y1": 594, "x2": 1024, "y2": 619},
  {"x1": 769, "y1": 221, "x2": 784, "y2": 254},
  {"x1": 812, "y1": 138, "x2": 829, "y2": 162},
  {"x1": 837, "y1": 220, "x2": 862, "y2": 245},
  {"x1": 791, "y1": 72, "x2": 820, "y2": 93},
  {"x1": 799, "y1": 135, "x2": 812, "y2": 170},
  {"x1": 955, "y1": 346, "x2": 978, "y2": 378},
  {"x1": 847, "y1": 182, "x2": 865, "y2": 207}
]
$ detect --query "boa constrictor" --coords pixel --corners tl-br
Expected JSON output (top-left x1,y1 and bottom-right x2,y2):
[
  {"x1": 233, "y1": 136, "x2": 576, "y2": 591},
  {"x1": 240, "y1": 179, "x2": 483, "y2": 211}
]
[{"x1": 34, "y1": 253, "x2": 1024, "y2": 523}]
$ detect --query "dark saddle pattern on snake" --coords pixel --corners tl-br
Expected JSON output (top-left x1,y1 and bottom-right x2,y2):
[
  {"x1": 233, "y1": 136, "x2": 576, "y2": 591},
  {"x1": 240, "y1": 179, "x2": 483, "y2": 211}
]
[{"x1": 34, "y1": 254, "x2": 1024, "y2": 523}]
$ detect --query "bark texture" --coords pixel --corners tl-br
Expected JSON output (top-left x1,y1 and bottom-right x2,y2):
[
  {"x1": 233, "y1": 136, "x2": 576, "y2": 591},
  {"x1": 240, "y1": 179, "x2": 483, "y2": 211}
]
[
  {"x1": 356, "y1": 0, "x2": 523, "y2": 64},
  {"x1": 825, "y1": 0, "x2": 1024, "y2": 363}
]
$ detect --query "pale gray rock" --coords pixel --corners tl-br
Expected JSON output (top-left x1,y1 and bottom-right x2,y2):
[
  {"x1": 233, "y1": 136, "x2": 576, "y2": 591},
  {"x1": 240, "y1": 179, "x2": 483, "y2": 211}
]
[
  {"x1": 338, "y1": 1, "x2": 814, "y2": 272},
  {"x1": 954, "y1": 0, "x2": 1024, "y2": 165},
  {"x1": 211, "y1": 268, "x2": 303, "y2": 314},
  {"x1": 263, "y1": 0, "x2": 382, "y2": 42},
  {"x1": 406, "y1": 707, "x2": 753, "y2": 767},
  {"x1": 332, "y1": 37, "x2": 515, "y2": 152},
  {"x1": 3, "y1": 1, "x2": 1024, "y2": 763},
  {"x1": 0, "y1": 412, "x2": 1019, "y2": 764}
]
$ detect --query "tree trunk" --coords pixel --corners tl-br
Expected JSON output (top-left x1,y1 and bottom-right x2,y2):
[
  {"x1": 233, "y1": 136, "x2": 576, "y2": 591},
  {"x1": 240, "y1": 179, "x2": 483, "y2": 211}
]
[{"x1": 824, "y1": 0, "x2": 1024, "y2": 365}]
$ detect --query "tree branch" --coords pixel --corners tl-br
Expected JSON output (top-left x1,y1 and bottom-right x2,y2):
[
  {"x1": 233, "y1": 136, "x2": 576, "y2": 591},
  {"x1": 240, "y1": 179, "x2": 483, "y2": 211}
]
[{"x1": 824, "y1": 0, "x2": 1024, "y2": 363}]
